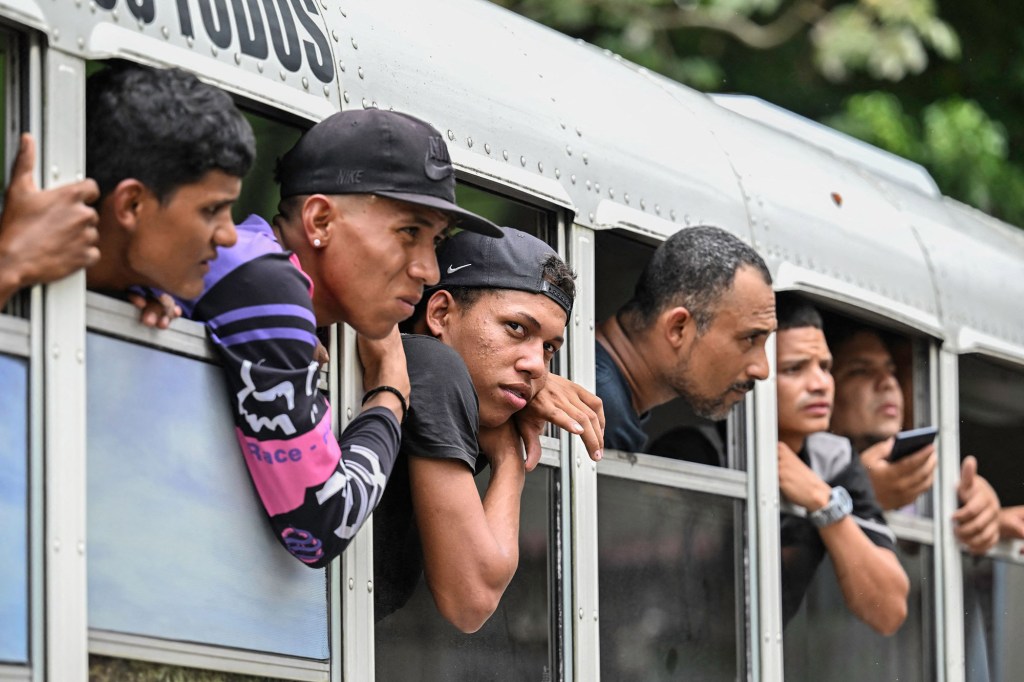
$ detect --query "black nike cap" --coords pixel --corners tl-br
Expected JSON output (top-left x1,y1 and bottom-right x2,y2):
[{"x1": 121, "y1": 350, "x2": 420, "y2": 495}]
[{"x1": 276, "y1": 109, "x2": 502, "y2": 238}]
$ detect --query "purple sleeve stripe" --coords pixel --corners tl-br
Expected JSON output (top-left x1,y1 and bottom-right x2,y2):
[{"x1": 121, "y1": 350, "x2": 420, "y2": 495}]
[
  {"x1": 212, "y1": 327, "x2": 319, "y2": 349},
  {"x1": 207, "y1": 303, "x2": 316, "y2": 331}
]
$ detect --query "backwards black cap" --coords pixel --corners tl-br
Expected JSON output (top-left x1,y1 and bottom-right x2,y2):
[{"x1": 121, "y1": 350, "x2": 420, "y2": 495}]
[
  {"x1": 277, "y1": 109, "x2": 502, "y2": 238},
  {"x1": 429, "y1": 226, "x2": 573, "y2": 319}
]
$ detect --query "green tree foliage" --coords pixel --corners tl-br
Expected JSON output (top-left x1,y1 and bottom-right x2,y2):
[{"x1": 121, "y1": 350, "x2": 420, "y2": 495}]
[{"x1": 491, "y1": 0, "x2": 1024, "y2": 227}]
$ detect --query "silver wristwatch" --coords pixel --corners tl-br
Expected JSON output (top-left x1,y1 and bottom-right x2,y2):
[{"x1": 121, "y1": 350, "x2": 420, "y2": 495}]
[{"x1": 808, "y1": 486, "x2": 853, "y2": 528}]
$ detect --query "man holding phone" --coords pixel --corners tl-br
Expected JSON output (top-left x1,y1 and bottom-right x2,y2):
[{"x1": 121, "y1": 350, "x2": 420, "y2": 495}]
[{"x1": 828, "y1": 323, "x2": 1001, "y2": 554}]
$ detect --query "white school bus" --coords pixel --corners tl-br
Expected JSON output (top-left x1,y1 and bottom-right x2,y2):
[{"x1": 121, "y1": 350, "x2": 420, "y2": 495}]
[{"x1": 1, "y1": 1, "x2": 1022, "y2": 680}]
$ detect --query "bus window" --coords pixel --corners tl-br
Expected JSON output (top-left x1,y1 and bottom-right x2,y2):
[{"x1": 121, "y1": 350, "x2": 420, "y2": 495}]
[
  {"x1": 86, "y1": 96, "x2": 330, "y2": 679},
  {"x1": 594, "y1": 229, "x2": 748, "y2": 680},
  {"x1": 373, "y1": 186, "x2": 559, "y2": 680},
  {"x1": 782, "y1": 309, "x2": 936, "y2": 680},
  {"x1": 958, "y1": 354, "x2": 1024, "y2": 681}
]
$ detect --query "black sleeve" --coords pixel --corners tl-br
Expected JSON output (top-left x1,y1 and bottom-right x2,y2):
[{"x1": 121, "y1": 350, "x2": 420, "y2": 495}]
[
  {"x1": 829, "y1": 456, "x2": 897, "y2": 553},
  {"x1": 191, "y1": 252, "x2": 400, "y2": 568},
  {"x1": 400, "y1": 334, "x2": 480, "y2": 469}
]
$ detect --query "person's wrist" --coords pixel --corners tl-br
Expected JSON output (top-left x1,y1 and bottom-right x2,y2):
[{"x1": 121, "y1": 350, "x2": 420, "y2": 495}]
[{"x1": 806, "y1": 483, "x2": 833, "y2": 513}]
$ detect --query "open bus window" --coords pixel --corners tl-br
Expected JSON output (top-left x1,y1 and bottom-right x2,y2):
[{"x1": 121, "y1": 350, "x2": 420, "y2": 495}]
[
  {"x1": 958, "y1": 354, "x2": 1024, "y2": 680},
  {"x1": 373, "y1": 185, "x2": 559, "y2": 679},
  {"x1": 594, "y1": 229, "x2": 740, "y2": 468},
  {"x1": 783, "y1": 306, "x2": 937, "y2": 680}
]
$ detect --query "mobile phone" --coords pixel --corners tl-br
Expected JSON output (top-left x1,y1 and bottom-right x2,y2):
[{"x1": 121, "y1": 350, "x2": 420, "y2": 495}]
[{"x1": 887, "y1": 426, "x2": 938, "y2": 462}]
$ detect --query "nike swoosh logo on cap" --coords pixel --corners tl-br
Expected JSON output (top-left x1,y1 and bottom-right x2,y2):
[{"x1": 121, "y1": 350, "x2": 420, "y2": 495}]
[{"x1": 447, "y1": 263, "x2": 472, "y2": 274}]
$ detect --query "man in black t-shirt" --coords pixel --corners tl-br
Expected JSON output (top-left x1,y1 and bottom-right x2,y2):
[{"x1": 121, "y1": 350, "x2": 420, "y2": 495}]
[
  {"x1": 774, "y1": 294, "x2": 909, "y2": 634},
  {"x1": 374, "y1": 226, "x2": 596, "y2": 632}
]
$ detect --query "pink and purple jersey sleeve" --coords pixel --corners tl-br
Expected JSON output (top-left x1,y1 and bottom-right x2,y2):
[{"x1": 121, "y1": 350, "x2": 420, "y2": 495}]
[{"x1": 185, "y1": 215, "x2": 400, "y2": 567}]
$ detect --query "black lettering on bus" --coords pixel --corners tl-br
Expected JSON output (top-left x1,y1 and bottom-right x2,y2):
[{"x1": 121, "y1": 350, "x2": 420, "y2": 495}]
[
  {"x1": 291, "y1": 0, "x2": 334, "y2": 84},
  {"x1": 261, "y1": 0, "x2": 301, "y2": 72},
  {"x1": 176, "y1": 0, "x2": 195, "y2": 38},
  {"x1": 199, "y1": 0, "x2": 233, "y2": 50},
  {"x1": 126, "y1": 0, "x2": 156, "y2": 24},
  {"x1": 232, "y1": 0, "x2": 269, "y2": 59}
]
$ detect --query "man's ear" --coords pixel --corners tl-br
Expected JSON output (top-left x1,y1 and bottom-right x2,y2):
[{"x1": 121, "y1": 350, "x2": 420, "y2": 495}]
[
  {"x1": 299, "y1": 194, "x2": 335, "y2": 249},
  {"x1": 424, "y1": 290, "x2": 457, "y2": 339},
  {"x1": 660, "y1": 305, "x2": 693, "y2": 350},
  {"x1": 108, "y1": 179, "x2": 147, "y2": 232}
]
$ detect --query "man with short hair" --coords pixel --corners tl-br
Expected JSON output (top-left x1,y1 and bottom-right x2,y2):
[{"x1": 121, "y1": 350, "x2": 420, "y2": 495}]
[
  {"x1": 828, "y1": 323, "x2": 1001, "y2": 554},
  {"x1": 596, "y1": 225, "x2": 776, "y2": 453},
  {"x1": 774, "y1": 295, "x2": 909, "y2": 634},
  {"x1": 374, "y1": 226, "x2": 578, "y2": 632}
]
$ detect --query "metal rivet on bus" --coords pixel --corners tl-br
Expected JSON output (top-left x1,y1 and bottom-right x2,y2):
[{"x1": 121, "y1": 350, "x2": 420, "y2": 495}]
[
  {"x1": 302, "y1": 77, "x2": 309, "y2": 90},
  {"x1": 588, "y1": 212, "x2": 595, "y2": 223},
  {"x1": 348, "y1": 577, "x2": 355, "y2": 590},
  {"x1": 570, "y1": 174, "x2": 576, "y2": 184},
  {"x1": 51, "y1": 165, "x2": 59, "y2": 180},
  {"x1": 351, "y1": 38, "x2": 358, "y2": 50},
  {"x1": 582, "y1": 152, "x2": 588, "y2": 165},
  {"x1": 593, "y1": 610, "x2": 598, "y2": 621},
  {"x1": 362, "y1": 98, "x2": 370, "y2": 109},
  {"x1": 211, "y1": 46, "x2": 218, "y2": 57},
  {"x1": 623, "y1": 192, "x2": 629, "y2": 204},
  {"x1": 446, "y1": 129, "x2": 455, "y2": 141},
  {"x1": 520, "y1": 156, "x2": 527, "y2": 167},
  {"x1": 89, "y1": 0, "x2": 96, "y2": 12},
  {"x1": 52, "y1": 29, "x2": 60, "y2": 41},
  {"x1": 654, "y1": 204, "x2": 660, "y2": 215},
  {"x1": 339, "y1": 7, "x2": 347, "y2": 17},
  {"x1": 234, "y1": 53, "x2": 241, "y2": 65},
  {"x1": 366, "y1": 581, "x2": 373, "y2": 593},
  {"x1": 594, "y1": 183, "x2": 600, "y2": 194},
  {"x1": 51, "y1": 344, "x2": 59, "y2": 359},
  {"x1": 502, "y1": 150, "x2": 509, "y2": 161},
  {"x1": 137, "y1": 18, "x2": 145, "y2": 30},
  {"x1": 78, "y1": 541, "x2": 85, "y2": 555},
  {"x1": 554, "y1": 168, "x2": 561, "y2": 179},
  {"x1": 332, "y1": 30, "x2": 338, "y2": 42},
  {"x1": 585, "y1": 180, "x2": 591, "y2": 191},
  {"x1": 565, "y1": 145, "x2": 572, "y2": 156},
  {"x1": 257, "y1": 62, "x2": 264, "y2": 73},
  {"x1": 578, "y1": 608, "x2": 584, "y2": 620},
  {"x1": 187, "y1": 36, "x2": 194, "y2": 48},
  {"x1": 560, "y1": 121, "x2": 566, "y2": 129},
  {"x1": 53, "y1": 540, "x2": 60, "y2": 552},
  {"x1": 323, "y1": 85, "x2": 330, "y2": 97},
  {"x1": 346, "y1": 407, "x2": 353, "y2": 419},
  {"x1": 589, "y1": 320, "x2": 594, "y2": 331},
  {"x1": 466, "y1": 137, "x2": 473, "y2": 148},
  {"x1": 484, "y1": 143, "x2": 491, "y2": 154},
  {"x1": 537, "y1": 162, "x2": 544, "y2": 173},
  {"x1": 576, "y1": 455, "x2": 581, "y2": 467},
  {"x1": 76, "y1": 349, "x2": 84, "y2": 364},
  {"x1": 683, "y1": 214, "x2": 691, "y2": 225},
  {"x1": 358, "y1": 66, "x2": 364, "y2": 80},
  {"x1": 279, "y1": 70, "x2": 287, "y2": 81},
  {"x1": 575, "y1": 127, "x2": 582, "y2": 137},
  {"x1": 111, "y1": 10, "x2": 118, "y2": 21},
  {"x1": 161, "y1": 26, "x2": 169, "y2": 39},
  {"x1": 608, "y1": 188, "x2": 614, "y2": 198},
  {"x1": 77, "y1": 37, "x2": 85, "y2": 49},
  {"x1": 338, "y1": 60, "x2": 345, "y2": 72},
  {"x1": 639, "y1": 198, "x2": 645, "y2": 210},
  {"x1": 342, "y1": 90, "x2": 349, "y2": 103},
  {"x1": 670, "y1": 210, "x2": 677, "y2": 221}
]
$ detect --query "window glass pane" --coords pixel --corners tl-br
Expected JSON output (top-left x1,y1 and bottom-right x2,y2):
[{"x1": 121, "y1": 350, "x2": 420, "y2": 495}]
[
  {"x1": 784, "y1": 541, "x2": 935, "y2": 680},
  {"x1": 375, "y1": 468, "x2": 554, "y2": 680},
  {"x1": 964, "y1": 555, "x2": 1024, "y2": 681},
  {"x1": 88, "y1": 655, "x2": 274, "y2": 681},
  {"x1": 598, "y1": 477, "x2": 743, "y2": 680},
  {"x1": 0, "y1": 353, "x2": 28, "y2": 664},
  {"x1": 86, "y1": 334, "x2": 328, "y2": 658}
]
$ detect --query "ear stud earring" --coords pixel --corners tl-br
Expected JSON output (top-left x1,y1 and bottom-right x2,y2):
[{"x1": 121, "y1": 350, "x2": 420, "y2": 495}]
[{"x1": 313, "y1": 238, "x2": 322, "y2": 247}]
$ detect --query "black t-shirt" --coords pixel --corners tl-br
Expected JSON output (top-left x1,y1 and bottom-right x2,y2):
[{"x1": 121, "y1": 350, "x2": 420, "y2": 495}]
[{"x1": 373, "y1": 334, "x2": 482, "y2": 620}]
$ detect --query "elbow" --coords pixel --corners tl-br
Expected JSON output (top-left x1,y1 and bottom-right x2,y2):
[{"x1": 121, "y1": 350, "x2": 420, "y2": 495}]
[
  {"x1": 435, "y1": 591, "x2": 502, "y2": 633},
  {"x1": 866, "y1": 572, "x2": 910, "y2": 636}
]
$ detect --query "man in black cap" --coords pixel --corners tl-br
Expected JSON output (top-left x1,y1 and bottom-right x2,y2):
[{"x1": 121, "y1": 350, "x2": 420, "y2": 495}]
[
  {"x1": 373, "y1": 226, "x2": 579, "y2": 632},
  {"x1": 181, "y1": 108, "x2": 504, "y2": 567}
]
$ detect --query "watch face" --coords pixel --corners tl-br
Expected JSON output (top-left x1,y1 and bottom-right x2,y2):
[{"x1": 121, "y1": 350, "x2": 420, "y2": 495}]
[{"x1": 811, "y1": 486, "x2": 852, "y2": 528}]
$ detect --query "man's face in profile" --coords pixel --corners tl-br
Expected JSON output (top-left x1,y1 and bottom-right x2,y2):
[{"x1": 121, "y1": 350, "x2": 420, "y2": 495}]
[
  {"x1": 830, "y1": 330, "x2": 904, "y2": 442},
  {"x1": 668, "y1": 266, "x2": 776, "y2": 420},
  {"x1": 128, "y1": 169, "x2": 241, "y2": 299}
]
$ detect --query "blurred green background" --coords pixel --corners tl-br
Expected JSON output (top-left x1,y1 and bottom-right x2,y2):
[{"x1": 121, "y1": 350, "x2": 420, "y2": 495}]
[{"x1": 491, "y1": 0, "x2": 1024, "y2": 229}]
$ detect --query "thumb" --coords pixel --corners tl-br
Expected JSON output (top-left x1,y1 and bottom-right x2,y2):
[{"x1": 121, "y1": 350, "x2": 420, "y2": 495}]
[
  {"x1": 959, "y1": 456, "x2": 977, "y2": 494},
  {"x1": 8, "y1": 133, "x2": 37, "y2": 192},
  {"x1": 518, "y1": 420, "x2": 543, "y2": 472}
]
